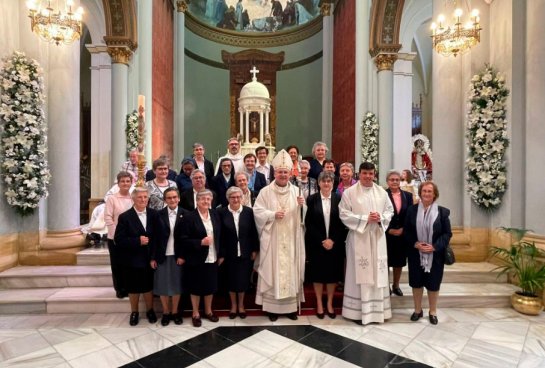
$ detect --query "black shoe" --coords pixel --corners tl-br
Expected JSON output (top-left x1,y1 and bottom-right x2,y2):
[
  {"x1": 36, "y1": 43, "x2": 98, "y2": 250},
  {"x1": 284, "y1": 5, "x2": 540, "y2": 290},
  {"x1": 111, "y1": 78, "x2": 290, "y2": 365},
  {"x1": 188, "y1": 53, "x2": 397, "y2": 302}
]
[
  {"x1": 229, "y1": 312, "x2": 237, "y2": 320},
  {"x1": 316, "y1": 312, "x2": 325, "y2": 319},
  {"x1": 392, "y1": 287, "x2": 403, "y2": 296},
  {"x1": 173, "y1": 313, "x2": 183, "y2": 325},
  {"x1": 353, "y1": 319, "x2": 363, "y2": 325},
  {"x1": 268, "y1": 313, "x2": 278, "y2": 322},
  {"x1": 286, "y1": 312, "x2": 298, "y2": 320},
  {"x1": 146, "y1": 309, "x2": 157, "y2": 324},
  {"x1": 410, "y1": 310, "x2": 423, "y2": 321},
  {"x1": 129, "y1": 312, "x2": 139, "y2": 326},
  {"x1": 192, "y1": 316, "x2": 202, "y2": 327},
  {"x1": 429, "y1": 314, "x2": 438, "y2": 325},
  {"x1": 161, "y1": 313, "x2": 171, "y2": 326},
  {"x1": 205, "y1": 313, "x2": 219, "y2": 322},
  {"x1": 239, "y1": 312, "x2": 247, "y2": 319},
  {"x1": 327, "y1": 311, "x2": 337, "y2": 319},
  {"x1": 116, "y1": 291, "x2": 128, "y2": 299}
]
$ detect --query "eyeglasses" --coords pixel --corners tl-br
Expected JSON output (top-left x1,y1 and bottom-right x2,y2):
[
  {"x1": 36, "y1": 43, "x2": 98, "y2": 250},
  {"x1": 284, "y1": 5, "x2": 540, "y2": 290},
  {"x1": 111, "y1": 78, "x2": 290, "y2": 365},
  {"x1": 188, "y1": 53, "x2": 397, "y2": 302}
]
[{"x1": 229, "y1": 196, "x2": 242, "y2": 200}]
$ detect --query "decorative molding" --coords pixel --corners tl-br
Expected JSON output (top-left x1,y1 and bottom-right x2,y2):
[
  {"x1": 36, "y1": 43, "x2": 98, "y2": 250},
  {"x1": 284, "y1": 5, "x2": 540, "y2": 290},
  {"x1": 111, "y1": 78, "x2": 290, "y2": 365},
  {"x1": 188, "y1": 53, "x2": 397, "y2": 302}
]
[
  {"x1": 107, "y1": 46, "x2": 133, "y2": 65},
  {"x1": 102, "y1": 0, "x2": 138, "y2": 51},
  {"x1": 185, "y1": 49, "x2": 322, "y2": 71},
  {"x1": 374, "y1": 53, "x2": 397, "y2": 71},
  {"x1": 184, "y1": 12, "x2": 323, "y2": 47},
  {"x1": 369, "y1": 0, "x2": 404, "y2": 57},
  {"x1": 321, "y1": 3, "x2": 332, "y2": 16},
  {"x1": 280, "y1": 51, "x2": 323, "y2": 70},
  {"x1": 176, "y1": 0, "x2": 189, "y2": 13}
]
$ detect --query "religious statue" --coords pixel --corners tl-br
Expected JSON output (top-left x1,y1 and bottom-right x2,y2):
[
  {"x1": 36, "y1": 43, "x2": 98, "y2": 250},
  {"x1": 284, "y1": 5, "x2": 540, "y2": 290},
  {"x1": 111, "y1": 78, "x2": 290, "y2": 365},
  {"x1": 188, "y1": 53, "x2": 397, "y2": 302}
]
[{"x1": 411, "y1": 134, "x2": 432, "y2": 182}]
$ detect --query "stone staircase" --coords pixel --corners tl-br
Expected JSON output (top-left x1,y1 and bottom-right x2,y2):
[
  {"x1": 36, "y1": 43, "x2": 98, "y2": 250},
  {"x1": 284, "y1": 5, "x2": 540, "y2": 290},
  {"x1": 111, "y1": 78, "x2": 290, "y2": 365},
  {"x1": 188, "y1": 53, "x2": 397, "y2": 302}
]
[{"x1": 0, "y1": 247, "x2": 518, "y2": 314}]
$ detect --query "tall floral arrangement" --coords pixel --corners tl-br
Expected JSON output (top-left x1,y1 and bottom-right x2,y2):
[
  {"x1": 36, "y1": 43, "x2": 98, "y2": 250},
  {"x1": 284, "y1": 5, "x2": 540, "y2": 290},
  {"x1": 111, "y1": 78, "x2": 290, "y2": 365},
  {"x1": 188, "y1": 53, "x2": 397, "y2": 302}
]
[
  {"x1": 0, "y1": 51, "x2": 50, "y2": 216},
  {"x1": 125, "y1": 110, "x2": 138, "y2": 156},
  {"x1": 466, "y1": 64, "x2": 509, "y2": 211},
  {"x1": 361, "y1": 112, "x2": 379, "y2": 167}
]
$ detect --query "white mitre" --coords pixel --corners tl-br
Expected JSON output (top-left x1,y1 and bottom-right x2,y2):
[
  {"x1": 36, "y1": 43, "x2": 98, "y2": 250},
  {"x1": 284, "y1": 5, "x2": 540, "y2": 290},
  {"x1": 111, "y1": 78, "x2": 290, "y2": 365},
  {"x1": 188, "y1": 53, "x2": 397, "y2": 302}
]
[{"x1": 271, "y1": 149, "x2": 291, "y2": 170}]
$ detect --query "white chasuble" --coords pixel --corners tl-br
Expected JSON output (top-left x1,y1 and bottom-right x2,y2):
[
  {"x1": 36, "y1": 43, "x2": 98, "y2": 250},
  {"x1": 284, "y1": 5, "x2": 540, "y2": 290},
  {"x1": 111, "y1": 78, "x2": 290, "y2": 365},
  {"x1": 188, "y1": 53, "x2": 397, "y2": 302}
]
[
  {"x1": 253, "y1": 181, "x2": 306, "y2": 313},
  {"x1": 339, "y1": 182, "x2": 394, "y2": 324}
]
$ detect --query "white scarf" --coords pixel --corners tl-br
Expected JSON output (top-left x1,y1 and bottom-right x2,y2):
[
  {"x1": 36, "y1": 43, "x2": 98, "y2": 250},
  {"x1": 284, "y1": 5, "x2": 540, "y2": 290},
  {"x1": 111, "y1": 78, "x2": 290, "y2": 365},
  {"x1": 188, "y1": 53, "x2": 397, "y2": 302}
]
[{"x1": 416, "y1": 202, "x2": 438, "y2": 272}]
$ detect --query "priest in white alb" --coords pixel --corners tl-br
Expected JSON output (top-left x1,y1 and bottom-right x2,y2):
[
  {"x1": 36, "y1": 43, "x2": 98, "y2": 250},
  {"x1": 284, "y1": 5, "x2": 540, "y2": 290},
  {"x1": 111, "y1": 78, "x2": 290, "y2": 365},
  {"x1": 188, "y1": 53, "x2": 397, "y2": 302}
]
[
  {"x1": 253, "y1": 149, "x2": 306, "y2": 321},
  {"x1": 339, "y1": 162, "x2": 394, "y2": 325}
]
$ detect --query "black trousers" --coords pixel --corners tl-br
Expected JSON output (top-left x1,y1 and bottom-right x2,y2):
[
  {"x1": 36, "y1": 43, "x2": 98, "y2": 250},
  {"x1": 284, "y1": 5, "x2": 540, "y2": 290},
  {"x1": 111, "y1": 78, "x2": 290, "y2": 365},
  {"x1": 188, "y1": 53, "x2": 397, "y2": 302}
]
[{"x1": 107, "y1": 239, "x2": 126, "y2": 293}]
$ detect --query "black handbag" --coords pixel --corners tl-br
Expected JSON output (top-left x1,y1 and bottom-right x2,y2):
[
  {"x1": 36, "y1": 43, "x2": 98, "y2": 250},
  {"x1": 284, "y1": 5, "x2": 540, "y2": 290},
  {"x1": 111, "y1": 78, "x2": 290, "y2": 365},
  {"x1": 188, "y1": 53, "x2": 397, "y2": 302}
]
[{"x1": 444, "y1": 245, "x2": 456, "y2": 265}]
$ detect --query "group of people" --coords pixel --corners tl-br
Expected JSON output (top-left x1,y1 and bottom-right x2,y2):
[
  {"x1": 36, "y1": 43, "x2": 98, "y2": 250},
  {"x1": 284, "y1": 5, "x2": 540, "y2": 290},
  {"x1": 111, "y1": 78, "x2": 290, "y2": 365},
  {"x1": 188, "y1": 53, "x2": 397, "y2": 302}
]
[{"x1": 105, "y1": 138, "x2": 452, "y2": 328}]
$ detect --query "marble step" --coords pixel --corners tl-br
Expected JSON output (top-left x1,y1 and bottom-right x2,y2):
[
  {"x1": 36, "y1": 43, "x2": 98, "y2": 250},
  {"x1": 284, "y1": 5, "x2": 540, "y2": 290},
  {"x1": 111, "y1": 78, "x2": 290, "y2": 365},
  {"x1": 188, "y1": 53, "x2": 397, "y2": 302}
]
[
  {"x1": 0, "y1": 262, "x2": 506, "y2": 289},
  {"x1": 0, "y1": 283, "x2": 518, "y2": 314},
  {"x1": 400, "y1": 262, "x2": 507, "y2": 283},
  {"x1": 0, "y1": 265, "x2": 113, "y2": 289},
  {"x1": 76, "y1": 247, "x2": 110, "y2": 265}
]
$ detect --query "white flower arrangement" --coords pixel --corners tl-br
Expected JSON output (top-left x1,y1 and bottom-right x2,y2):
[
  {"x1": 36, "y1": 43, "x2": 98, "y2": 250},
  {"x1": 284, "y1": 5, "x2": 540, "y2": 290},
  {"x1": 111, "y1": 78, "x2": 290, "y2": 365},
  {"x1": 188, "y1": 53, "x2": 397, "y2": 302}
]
[
  {"x1": 125, "y1": 110, "x2": 138, "y2": 156},
  {"x1": 466, "y1": 64, "x2": 509, "y2": 211},
  {"x1": 361, "y1": 111, "x2": 379, "y2": 167},
  {"x1": 0, "y1": 51, "x2": 50, "y2": 216}
]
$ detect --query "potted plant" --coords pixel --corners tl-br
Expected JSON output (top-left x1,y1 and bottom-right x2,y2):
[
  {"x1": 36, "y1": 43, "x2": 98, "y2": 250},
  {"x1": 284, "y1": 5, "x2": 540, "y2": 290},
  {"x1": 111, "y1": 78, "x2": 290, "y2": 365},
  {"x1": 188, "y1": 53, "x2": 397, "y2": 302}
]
[{"x1": 490, "y1": 227, "x2": 545, "y2": 315}]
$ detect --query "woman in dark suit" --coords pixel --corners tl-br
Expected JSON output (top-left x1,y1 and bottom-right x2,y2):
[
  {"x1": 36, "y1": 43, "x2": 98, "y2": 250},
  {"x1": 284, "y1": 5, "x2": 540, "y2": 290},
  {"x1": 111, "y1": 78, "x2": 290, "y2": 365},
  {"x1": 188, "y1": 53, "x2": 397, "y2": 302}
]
[
  {"x1": 179, "y1": 189, "x2": 223, "y2": 327},
  {"x1": 192, "y1": 142, "x2": 215, "y2": 183},
  {"x1": 219, "y1": 186, "x2": 259, "y2": 319},
  {"x1": 305, "y1": 171, "x2": 347, "y2": 319},
  {"x1": 114, "y1": 187, "x2": 158, "y2": 326},
  {"x1": 385, "y1": 170, "x2": 413, "y2": 297},
  {"x1": 210, "y1": 158, "x2": 236, "y2": 207},
  {"x1": 150, "y1": 187, "x2": 188, "y2": 326},
  {"x1": 404, "y1": 181, "x2": 452, "y2": 325}
]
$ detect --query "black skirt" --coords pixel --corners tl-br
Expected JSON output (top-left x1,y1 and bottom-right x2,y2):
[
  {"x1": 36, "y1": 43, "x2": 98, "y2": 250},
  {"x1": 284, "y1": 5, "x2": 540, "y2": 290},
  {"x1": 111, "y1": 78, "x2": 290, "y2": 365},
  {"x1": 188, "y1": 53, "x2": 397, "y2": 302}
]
[
  {"x1": 386, "y1": 233, "x2": 408, "y2": 267},
  {"x1": 306, "y1": 243, "x2": 345, "y2": 284},
  {"x1": 125, "y1": 266, "x2": 154, "y2": 293},
  {"x1": 225, "y1": 257, "x2": 253, "y2": 292},
  {"x1": 184, "y1": 262, "x2": 218, "y2": 296}
]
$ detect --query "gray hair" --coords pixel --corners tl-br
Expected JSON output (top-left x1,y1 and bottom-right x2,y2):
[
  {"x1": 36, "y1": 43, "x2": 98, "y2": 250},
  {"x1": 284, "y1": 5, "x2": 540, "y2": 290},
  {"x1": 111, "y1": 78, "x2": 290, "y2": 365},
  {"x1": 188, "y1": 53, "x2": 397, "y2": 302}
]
[
  {"x1": 234, "y1": 171, "x2": 250, "y2": 181},
  {"x1": 318, "y1": 171, "x2": 335, "y2": 183},
  {"x1": 339, "y1": 162, "x2": 354, "y2": 173},
  {"x1": 190, "y1": 169, "x2": 206, "y2": 181},
  {"x1": 226, "y1": 186, "x2": 243, "y2": 199},
  {"x1": 131, "y1": 186, "x2": 150, "y2": 198},
  {"x1": 312, "y1": 141, "x2": 329, "y2": 155},
  {"x1": 193, "y1": 142, "x2": 204, "y2": 150},
  {"x1": 196, "y1": 189, "x2": 213, "y2": 200},
  {"x1": 386, "y1": 170, "x2": 401, "y2": 180},
  {"x1": 299, "y1": 159, "x2": 310, "y2": 169}
]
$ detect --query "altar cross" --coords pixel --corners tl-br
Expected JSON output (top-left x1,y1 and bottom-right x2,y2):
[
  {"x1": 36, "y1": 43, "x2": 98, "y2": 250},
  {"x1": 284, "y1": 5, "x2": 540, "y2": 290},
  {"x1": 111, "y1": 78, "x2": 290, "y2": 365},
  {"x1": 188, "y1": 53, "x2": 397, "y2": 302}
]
[{"x1": 250, "y1": 66, "x2": 259, "y2": 80}]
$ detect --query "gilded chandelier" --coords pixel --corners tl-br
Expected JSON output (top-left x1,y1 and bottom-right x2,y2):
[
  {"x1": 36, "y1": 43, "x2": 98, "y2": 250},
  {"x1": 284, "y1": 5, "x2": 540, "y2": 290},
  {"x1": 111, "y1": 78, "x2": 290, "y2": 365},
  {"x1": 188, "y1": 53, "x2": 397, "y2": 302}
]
[
  {"x1": 27, "y1": 0, "x2": 84, "y2": 46},
  {"x1": 431, "y1": 1, "x2": 481, "y2": 57}
]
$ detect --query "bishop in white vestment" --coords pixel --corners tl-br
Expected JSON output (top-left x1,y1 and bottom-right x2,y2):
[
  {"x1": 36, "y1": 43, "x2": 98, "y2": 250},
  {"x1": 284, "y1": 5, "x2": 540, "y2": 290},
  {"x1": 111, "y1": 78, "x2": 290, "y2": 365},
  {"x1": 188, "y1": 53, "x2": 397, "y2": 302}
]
[
  {"x1": 339, "y1": 162, "x2": 394, "y2": 325},
  {"x1": 253, "y1": 150, "x2": 306, "y2": 319}
]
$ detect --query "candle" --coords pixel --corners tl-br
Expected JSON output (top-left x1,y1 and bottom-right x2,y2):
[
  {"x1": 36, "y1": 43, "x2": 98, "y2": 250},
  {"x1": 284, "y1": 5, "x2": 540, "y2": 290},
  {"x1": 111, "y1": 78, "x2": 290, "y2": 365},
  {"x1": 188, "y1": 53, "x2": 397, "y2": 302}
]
[{"x1": 138, "y1": 95, "x2": 145, "y2": 108}]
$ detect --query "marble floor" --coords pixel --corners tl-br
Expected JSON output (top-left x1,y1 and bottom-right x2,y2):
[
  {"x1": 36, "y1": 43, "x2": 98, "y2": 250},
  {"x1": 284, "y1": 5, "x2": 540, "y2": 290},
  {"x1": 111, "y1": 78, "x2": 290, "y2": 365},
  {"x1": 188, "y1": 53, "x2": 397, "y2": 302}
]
[{"x1": 1, "y1": 308, "x2": 544, "y2": 368}]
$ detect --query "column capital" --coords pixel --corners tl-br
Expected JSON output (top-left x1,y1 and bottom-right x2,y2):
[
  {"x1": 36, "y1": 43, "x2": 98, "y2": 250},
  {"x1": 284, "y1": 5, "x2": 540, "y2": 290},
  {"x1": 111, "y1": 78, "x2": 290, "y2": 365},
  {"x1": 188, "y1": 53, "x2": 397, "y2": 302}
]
[
  {"x1": 321, "y1": 3, "x2": 332, "y2": 16},
  {"x1": 176, "y1": 0, "x2": 189, "y2": 13},
  {"x1": 374, "y1": 53, "x2": 398, "y2": 72},
  {"x1": 107, "y1": 47, "x2": 133, "y2": 65}
]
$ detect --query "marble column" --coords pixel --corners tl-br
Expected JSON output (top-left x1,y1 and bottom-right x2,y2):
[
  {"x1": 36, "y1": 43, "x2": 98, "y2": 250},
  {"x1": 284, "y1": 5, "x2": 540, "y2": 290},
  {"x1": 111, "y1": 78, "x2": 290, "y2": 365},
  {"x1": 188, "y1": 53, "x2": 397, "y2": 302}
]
[
  {"x1": 47, "y1": 42, "x2": 81, "y2": 231},
  {"x1": 86, "y1": 44, "x2": 112, "y2": 198},
  {"x1": 525, "y1": 0, "x2": 545, "y2": 233},
  {"x1": 393, "y1": 54, "x2": 416, "y2": 172},
  {"x1": 174, "y1": 0, "x2": 188, "y2": 163},
  {"x1": 138, "y1": 0, "x2": 153, "y2": 163},
  {"x1": 355, "y1": 0, "x2": 370, "y2": 168},
  {"x1": 321, "y1": 2, "x2": 333, "y2": 148},
  {"x1": 108, "y1": 47, "x2": 133, "y2": 183},
  {"x1": 375, "y1": 53, "x2": 397, "y2": 183}
]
